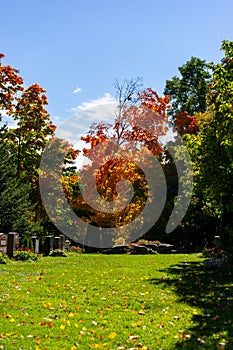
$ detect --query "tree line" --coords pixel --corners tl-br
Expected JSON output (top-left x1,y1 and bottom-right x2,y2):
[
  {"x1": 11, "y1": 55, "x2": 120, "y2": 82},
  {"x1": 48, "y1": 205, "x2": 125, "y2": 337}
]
[{"x1": 0, "y1": 41, "x2": 232, "y2": 253}]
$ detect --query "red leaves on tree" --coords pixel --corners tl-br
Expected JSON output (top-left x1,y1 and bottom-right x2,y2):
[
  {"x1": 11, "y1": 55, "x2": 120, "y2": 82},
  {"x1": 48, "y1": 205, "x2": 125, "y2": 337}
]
[
  {"x1": 173, "y1": 111, "x2": 199, "y2": 136},
  {"x1": 68, "y1": 86, "x2": 170, "y2": 232},
  {"x1": 0, "y1": 54, "x2": 24, "y2": 115}
]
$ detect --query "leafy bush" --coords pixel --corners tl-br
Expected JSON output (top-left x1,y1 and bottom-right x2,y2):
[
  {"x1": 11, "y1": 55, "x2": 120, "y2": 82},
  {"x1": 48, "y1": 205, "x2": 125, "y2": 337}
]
[
  {"x1": 202, "y1": 247, "x2": 227, "y2": 259},
  {"x1": 20, "y1": 234, "x2": 33, "y2": 249},
  {"x1": 13, "y1": 247, "x2": 38, "y2": 262},
  {"x1": 69, "y1": 245, "x2": 84, "y2": 254},
  {"x1": 202, "y1": 247, "x2": 213, "y2": 258},
  {"x1": 49, "y1": 249, "x2": 67, "y2": 257},
  {"x1": 0, "y1": 253, "x2": 9, "y2": 264},
  {"x1": 203, "y1": 247, "x2": 230, "y2": 269}
]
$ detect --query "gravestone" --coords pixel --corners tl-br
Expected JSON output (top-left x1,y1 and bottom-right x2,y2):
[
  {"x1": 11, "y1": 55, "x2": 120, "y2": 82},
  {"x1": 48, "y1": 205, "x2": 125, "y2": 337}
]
[
  {"x1": 7, "y1": 232, "x2": 19, "y2": 258},
  {"x1": 53, "y1": 235, "x2": 65, "y2": 250},
  {"x1": 0, "y1": 233, "x2": 8, "y2": 254},
  {"x1": 59, "y1": 235, "x2": 65, "y2": 250},
  {"x1": 31, "y1": 236, "x2": 40, "y2": 254},
  {"x1": 43, "y1": 236, "x2": 53, "y2": 256},
  {"x1": 53, "y1": 236, "x2": 60, "y2": 250}
]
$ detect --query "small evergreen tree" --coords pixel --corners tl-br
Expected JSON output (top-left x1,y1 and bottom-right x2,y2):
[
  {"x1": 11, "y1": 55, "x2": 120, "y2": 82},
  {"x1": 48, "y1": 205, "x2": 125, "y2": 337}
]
[{"x1": 0, "y1": 126, "x2": 42, "y2": 238}]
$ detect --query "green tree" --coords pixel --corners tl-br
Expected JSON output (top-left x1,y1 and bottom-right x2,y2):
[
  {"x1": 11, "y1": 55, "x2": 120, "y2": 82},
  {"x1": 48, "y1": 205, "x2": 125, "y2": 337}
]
[
  {"x1": 201, "y1": 40, "x2": 233, "y2": 246},
  {"x1": 164, "y1": 57, "x2": 211, "y2": 116},
  {"x1": 0, "y1": 127, "x2": 42, "y2": 236},
  {"x1": 179, "y1": 41, "x2": 233, "y2": 249}
]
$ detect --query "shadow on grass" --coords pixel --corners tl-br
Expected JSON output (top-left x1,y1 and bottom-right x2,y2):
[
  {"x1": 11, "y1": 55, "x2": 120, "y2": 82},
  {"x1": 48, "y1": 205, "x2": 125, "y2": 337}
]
[{"x1": 148, "y1": 258, "x2": 233, "y2": 349}]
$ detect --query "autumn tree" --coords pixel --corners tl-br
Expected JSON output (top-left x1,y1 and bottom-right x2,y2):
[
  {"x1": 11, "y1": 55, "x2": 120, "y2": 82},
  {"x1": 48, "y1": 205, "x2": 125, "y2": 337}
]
[
  {"x1": 0, "y1": 53, "x2": 23, "y2": 117},
  {"x1": 67, "y1": 78, "x2": 170, "y2": 247},
  {"x1": 0, "y1": 53, "x2": 56, "y2": 236},
  {"x1": 39, "y1": 136, "x2": 80, "y2": 237},
  {"x1": 0, "y1": 53, "x2": 56, "y2": 178}
]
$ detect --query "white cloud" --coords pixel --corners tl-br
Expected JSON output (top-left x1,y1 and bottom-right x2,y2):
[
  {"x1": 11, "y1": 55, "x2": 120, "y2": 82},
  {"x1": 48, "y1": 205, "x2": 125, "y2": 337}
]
[
  {"x1": 68, "y1": 92, "x2": 117, "y2": 123},
  {"x1": 73, "y1": 87, "x2": 82, "y2": 94},
  {"x1": 55, "y1": 93, "x2": 118, "y2": 170},
  {"x1": 56, "y1": 93, "x2": 117, "y2": 144},
  {"x1": 74, "y1": 93, "x2": 116, "y2": 111}
]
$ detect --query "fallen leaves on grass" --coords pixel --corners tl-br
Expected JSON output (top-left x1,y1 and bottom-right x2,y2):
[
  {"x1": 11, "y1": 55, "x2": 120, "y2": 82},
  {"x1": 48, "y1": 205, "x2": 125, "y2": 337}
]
[{"x1": 109, "y1": 331, "x2": 117, "y2": 339}]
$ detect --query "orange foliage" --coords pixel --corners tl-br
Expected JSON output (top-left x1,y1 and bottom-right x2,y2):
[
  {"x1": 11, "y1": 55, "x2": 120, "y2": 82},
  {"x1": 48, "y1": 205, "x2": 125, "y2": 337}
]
[
  {"x1": 69, "y1": 87, "x2": 170, "y2": 230},
  {"x1": 0, "y1": 53, "x2": 24, "y2": 115},
  {"x1": 173, "y1": 111, "x2": 199, "y2": 136}
]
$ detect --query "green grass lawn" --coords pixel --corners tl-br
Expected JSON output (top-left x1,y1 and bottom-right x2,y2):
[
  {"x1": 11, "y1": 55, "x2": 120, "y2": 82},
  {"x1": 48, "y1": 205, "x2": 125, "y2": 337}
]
[{"x1": 0, "y1": 253, "x2": 232, "y2": 349}]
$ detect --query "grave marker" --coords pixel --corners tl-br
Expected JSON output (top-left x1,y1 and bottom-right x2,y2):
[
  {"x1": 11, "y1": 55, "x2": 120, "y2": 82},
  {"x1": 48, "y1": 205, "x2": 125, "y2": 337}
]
[
  {"x1": 7, "y1": 232, "x2": 19, "y2": 258},
  {"x1": 0, "y1": 233, "x2": 7, "y2": 254}
]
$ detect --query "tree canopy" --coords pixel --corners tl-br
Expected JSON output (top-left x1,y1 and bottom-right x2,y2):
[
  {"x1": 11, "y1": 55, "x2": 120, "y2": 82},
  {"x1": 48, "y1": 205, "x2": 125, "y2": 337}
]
[
  {"x1": 0, "y1": 41, "x2": 232, "y2": 253},
  {"x1": 164, "y1": 57, "x2": 211, "y2": 116},
  {"x1": 170, "y1": 40, "x2": 233, "y2": 250}
]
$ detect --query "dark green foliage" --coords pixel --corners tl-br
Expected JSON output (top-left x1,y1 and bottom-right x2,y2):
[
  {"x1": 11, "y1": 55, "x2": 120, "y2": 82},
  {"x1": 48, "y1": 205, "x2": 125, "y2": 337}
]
[
  {"x1": 201, "y1": 40, "x2": 233, "y2": 248},
  {"x1": 0, "y1": 128, "x2": 42, "y2": 235},
  {"x1": 158, "y1": 41, "x2": 233, "y2": 255},
  {"x1": 164, "y1": 57, "x2": 211, "y2": 116},
  {"x1": 20, "y1": 234, "x2": 33, "y2": 249}
]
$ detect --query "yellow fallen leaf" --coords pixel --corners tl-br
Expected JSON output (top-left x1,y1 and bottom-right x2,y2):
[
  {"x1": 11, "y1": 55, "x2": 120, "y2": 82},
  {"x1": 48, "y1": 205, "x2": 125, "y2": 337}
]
[
  {"x1": 6, "y1": 332, "x2": 15, "y2": 336},
  {"x1": 109, "y1": 331, "x2": 117, "y2": 339}
]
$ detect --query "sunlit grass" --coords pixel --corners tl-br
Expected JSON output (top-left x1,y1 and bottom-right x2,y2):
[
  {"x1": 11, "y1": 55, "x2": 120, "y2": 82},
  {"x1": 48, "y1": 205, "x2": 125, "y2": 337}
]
[{"x1": 0, "y1": 253, "x2": 232, "y2": 349}]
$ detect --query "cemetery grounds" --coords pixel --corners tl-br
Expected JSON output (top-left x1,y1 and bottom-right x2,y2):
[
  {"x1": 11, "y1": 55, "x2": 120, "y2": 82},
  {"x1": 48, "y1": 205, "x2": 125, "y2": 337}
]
[{"x1": 0, "y1": 253, "x2": 232, "y2": 349}]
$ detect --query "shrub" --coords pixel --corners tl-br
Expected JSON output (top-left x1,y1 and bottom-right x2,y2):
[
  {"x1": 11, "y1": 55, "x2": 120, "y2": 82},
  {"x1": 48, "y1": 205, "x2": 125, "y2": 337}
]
[
  {"x1": 13, "y1": 247, "x2": 39, "y2": 262},
  {"x1": 49, "y1": 249, "x2": 67, "y2": 257},
  {"x1": 202, "y1": 247, "x2": 213, "y2": 258},
  {"x1": 0, "y1": 253, "x2": 9, "y2": 264},
  {"x1": 203, "y1": 246, "x2": 230, "y2": 269},
  {"x1": 69, "y1": 246, "x2": 84, "y2": 254}
]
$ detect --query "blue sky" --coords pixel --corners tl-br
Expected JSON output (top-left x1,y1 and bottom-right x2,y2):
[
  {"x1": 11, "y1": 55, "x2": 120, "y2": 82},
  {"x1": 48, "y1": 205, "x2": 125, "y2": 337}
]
[{"x1": 1, "y1": 0, "x2": 233, "y2": 127}]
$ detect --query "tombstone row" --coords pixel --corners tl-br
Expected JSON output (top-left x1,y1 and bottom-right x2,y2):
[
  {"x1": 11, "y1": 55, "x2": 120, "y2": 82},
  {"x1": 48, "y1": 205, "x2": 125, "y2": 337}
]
[{"x1": 0, "y1": 232, "x2": 67, "y2": 258}]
